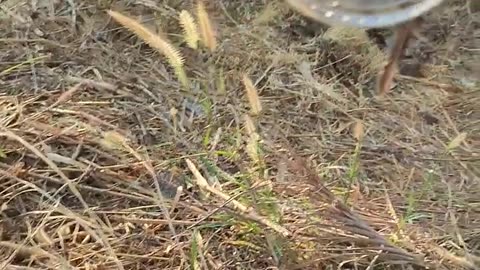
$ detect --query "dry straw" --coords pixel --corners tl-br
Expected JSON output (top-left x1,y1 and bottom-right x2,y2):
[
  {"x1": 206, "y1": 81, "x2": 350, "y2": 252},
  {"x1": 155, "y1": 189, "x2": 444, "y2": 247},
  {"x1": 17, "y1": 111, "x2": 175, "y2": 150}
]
[
  {"x1": 107, "y1": 10, "x2": 189, "y2": 89},
  {"x1": 179, "y1": 10, "x2": 200, "y2": 49},
  {"x1": 196, "y1": 0, "x2": 217, "y2": 52},
  {"x1": 244, "y1": 114, "x2": 262, "y2": 165},
  {"x1": 242, "y1": 74, "x2": 262, "y2": 115},
  {"x1": 185, "y1": 158, "x2": 290, "y2": 237}
]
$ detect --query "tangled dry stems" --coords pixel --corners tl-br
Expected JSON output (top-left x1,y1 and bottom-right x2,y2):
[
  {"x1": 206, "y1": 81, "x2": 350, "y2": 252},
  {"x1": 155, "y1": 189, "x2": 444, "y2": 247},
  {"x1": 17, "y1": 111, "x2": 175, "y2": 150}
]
[{"x1": 0, "y1": 0, "x2": 479, "y2": 269}]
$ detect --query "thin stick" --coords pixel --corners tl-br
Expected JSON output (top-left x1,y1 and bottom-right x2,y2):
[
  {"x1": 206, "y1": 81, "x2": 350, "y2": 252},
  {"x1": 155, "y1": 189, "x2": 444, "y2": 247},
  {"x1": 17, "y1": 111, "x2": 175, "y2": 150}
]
[{"x1": 377, "y1": 18, "x2": 421, "y2": 96}]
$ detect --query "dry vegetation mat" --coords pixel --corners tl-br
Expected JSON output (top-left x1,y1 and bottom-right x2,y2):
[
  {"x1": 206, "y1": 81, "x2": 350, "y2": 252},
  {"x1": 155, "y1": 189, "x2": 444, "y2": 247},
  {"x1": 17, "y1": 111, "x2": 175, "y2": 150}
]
[{"x1": 0, "y1": 0, "x2": 479, "y2": 269}]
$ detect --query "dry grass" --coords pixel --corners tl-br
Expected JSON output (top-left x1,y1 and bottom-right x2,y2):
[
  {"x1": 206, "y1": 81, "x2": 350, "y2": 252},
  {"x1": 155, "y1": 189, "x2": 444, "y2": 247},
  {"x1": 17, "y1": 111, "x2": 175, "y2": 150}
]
[{"x1": 0, "y1": 0, "x2": 479, "y2": 269}]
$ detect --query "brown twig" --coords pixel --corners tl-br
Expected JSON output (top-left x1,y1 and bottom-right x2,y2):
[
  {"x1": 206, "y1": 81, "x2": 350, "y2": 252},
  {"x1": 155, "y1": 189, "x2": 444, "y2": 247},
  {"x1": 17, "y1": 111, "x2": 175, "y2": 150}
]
[{"x1": 377, "y1": 18, "x2": 422, "y2": 96}]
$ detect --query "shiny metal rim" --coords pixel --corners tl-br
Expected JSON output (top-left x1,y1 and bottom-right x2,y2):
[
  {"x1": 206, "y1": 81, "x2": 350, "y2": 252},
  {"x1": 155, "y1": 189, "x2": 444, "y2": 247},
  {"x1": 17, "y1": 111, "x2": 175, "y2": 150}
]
[{"x1": 285, "y1": 0, "x2": 445, "y2": 28}]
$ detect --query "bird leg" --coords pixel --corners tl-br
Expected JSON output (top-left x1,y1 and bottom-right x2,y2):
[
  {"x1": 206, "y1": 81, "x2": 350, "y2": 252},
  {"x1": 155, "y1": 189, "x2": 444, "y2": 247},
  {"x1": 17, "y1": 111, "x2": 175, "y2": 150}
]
[{"x1": 377, "y1": 17, "x2": 423, "y2": 96}]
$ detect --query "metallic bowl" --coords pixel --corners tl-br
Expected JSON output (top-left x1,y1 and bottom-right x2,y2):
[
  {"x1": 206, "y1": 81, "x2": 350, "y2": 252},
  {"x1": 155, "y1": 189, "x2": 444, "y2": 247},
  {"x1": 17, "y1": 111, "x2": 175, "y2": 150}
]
[{"x1": 285, "y1": 0, "x2": 445, "y2": 28}]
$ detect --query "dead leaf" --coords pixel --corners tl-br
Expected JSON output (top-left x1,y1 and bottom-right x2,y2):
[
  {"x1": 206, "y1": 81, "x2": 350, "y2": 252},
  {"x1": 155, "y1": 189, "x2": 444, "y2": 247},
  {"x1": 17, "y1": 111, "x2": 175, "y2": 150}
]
[{"x1": 352, "y1": 120, "x2": 364, "y2": 141}]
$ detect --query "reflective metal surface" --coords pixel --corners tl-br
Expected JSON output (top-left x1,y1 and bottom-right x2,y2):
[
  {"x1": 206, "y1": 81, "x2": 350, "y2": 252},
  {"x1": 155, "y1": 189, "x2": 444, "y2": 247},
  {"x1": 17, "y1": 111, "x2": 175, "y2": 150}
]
[{"x1": 285, "y1": 0, "x2": 445, "y2": 28}]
